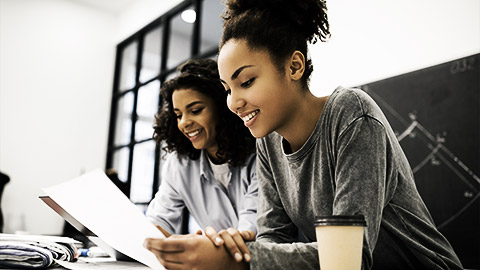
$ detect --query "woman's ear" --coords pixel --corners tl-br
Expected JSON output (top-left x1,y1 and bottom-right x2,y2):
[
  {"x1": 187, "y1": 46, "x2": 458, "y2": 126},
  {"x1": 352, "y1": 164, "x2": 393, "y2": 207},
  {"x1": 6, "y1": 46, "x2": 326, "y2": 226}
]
[{"x1": 289, "y1": 51, "x2": 305, "y2": 81}]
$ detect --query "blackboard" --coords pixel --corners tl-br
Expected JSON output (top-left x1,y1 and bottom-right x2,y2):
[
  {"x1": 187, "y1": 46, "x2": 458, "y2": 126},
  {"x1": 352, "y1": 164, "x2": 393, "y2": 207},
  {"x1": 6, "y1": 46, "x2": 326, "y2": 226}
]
[{"x1": 359, "y1": 53, "x2": 480, "y2": 269}]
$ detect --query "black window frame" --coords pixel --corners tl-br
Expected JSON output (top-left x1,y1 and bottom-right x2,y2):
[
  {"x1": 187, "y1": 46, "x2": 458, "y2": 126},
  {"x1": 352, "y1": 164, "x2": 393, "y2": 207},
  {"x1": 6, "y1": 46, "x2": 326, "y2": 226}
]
[{"x1": 105, "y1": 0, "x2": 221, "y2": 208}]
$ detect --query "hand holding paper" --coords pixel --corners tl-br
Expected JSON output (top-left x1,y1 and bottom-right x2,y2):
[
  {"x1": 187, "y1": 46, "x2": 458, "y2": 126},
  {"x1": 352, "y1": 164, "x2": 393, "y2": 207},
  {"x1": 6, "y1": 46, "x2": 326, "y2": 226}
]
[{"x1": 42, "y1": 169, "x2": 166, "y2": 270}]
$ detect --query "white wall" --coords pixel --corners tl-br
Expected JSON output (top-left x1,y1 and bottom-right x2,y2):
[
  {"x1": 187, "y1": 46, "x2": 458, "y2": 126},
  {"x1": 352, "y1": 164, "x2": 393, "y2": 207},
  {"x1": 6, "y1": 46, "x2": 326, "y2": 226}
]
[
  {"x1": 310, "y1": 0, "x2": 480, "y2": 97},
  {"x1": 0, "y1": 0, "x2": 478, "y2": 235},
  {"x1": 0, "y1": 0, "x2": 117, "y2": 234},
  {"x1": 0, "y1": 0, "x2": 181, "y2": 235},
  {"x1": 115, "y1": 0, "x2": 181, "y2": 42}
]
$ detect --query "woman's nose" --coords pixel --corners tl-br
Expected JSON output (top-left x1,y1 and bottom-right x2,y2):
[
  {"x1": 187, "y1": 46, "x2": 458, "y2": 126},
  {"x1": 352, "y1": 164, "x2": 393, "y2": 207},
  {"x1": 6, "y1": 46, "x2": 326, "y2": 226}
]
[
  {"x1": 227, "y1": 91, "x2": 246, "y2": 114},
  {"x1": 178, "y1": 115, "x2": 192, "y2": 129}
]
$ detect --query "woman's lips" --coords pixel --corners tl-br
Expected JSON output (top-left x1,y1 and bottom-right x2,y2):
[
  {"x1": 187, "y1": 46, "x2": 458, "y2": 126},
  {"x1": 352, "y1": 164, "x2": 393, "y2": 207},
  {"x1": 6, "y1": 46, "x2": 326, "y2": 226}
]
[
  {"x1": 242, "y1": 110, "x2": 259, "y2": 127},
  {"x1": 185, "y1": 128, "x2": 203, "y2": 141}
]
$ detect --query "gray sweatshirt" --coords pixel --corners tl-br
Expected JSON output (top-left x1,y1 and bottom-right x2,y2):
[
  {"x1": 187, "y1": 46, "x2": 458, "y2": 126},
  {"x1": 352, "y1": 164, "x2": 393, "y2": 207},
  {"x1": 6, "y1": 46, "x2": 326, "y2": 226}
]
[{"x1": 246, "y1": 87, "x2": 462, "y2": 270}]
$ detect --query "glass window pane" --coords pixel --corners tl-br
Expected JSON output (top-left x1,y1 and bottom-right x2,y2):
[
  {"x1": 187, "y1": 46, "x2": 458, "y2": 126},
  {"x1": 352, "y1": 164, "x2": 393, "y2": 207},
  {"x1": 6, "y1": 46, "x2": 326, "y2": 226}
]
[
  {"x1": 136, "y1": 80, "x2": 160, "y2": 141},
  {"x1": 112, "y1": 147, "x2": 130, "y2": 183},
  {"x1": 200, "y1": 0, "x2": 223, "y2": 54},
  {"x1": 167, "y1": 6, "x2": 194, "y2": 69},
  {"x1": 130, "y1": 140, "x2": 157, "y2": 203},
  {"x1": 135, "y1": 120, "x2": 155, "y2": 142},
  {"x1": 114, "y1": 91, "x2": 135, "y2": 146},
  {"x1": 140, "y1": 26, "x2": 163, "y2": 83},
  {"x1": 119, "y1": 42, "x2": 138, "y2": 91}
]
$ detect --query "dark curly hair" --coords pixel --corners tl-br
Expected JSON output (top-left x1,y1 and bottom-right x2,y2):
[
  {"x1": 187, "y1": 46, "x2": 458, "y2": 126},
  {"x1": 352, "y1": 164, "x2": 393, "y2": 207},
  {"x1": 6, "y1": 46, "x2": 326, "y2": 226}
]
[
  {"x1": 153, "y1": 59, "x2": 255, "y2": 167},
  {"x1": 220, "y1": 0, "x2": 330, "y2": 88}
]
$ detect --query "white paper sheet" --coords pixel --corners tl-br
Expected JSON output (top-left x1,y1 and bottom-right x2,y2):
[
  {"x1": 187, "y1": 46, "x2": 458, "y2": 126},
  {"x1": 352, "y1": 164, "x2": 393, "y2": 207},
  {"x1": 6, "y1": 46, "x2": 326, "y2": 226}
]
[
  {"x1": 42, "y1": 169, "x2": 165, "y2": 270},
  {"x1": 55, "y1": 258, "x2": 151, "y2": 270}
]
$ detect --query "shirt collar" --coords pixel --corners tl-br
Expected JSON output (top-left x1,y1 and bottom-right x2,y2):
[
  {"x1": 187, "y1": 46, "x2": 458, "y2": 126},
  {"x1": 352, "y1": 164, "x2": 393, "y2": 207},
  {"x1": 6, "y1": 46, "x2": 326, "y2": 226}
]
[
  {"x1": 199, "y1": 150, "x2": 213, "y2": 182},
  {"x1": 199, "y1": 150, "x2": 233, "y2": 182}
]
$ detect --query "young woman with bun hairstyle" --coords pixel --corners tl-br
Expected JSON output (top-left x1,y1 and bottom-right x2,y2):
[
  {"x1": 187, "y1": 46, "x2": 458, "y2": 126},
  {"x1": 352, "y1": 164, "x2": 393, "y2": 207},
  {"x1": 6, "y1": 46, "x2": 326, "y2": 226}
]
[
  {"x1": 144, "y1": 1, "x2": 463, "y2": 269},
  {"x1": 144, "y1": 58, "x2": 258, "y2": 251}
]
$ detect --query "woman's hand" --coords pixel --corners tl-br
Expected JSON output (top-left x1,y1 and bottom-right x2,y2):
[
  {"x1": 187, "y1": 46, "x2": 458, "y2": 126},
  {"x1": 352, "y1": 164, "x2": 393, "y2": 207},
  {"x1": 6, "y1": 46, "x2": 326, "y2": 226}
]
[
  {"x1": 204, "y1": 226, "x2": 255, "y2": 262},
  {"x1": 144, "y1": 234, "x2": 247, "y2": 270}
]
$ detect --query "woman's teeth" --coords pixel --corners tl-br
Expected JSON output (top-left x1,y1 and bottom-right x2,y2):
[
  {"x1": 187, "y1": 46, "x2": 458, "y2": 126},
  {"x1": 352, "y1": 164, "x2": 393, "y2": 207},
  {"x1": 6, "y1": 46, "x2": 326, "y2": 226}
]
[
  {"x1": 242, "y1": 110, "x2": 259, "y2": 122},
  {"x1": 187, "y1": 130, "x2": 201, "y2": 137}
]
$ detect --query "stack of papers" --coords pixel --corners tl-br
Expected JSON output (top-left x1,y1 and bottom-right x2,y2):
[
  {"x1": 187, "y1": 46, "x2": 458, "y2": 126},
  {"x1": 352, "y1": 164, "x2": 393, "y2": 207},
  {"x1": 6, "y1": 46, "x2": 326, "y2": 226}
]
[{"x1": 0, "y1": 233, "x2": 79, "y2": 269}]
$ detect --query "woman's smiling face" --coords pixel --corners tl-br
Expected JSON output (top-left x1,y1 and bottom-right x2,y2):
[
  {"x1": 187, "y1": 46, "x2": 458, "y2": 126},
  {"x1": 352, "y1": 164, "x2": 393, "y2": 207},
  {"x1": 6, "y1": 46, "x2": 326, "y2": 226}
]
[
  {"x1": 218, "y1": 39, "x2": 297, "y2": 139},
  {"x1": 173, "y1": 88, "x2": 219, "y2": 157}
]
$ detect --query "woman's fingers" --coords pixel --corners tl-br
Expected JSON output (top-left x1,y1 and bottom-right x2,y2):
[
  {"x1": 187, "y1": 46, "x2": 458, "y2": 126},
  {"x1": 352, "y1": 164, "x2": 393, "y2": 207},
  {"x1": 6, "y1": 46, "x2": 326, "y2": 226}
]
[
  {"x1": 218, "y1": 228, "x2": 246, "y2": 262},
  {"x1": 205, "y1": 226, "x2": 224, "y2": 246},
  {"x1": 153, "y1": 253, "x2": 184, "y2": 270},
  {"x1": 226, "y1": 228, "x2": 252, "y2": 262},
  {"x1": 239, "y1": 230, "x2": 256, "y2": 241},
  {"x1": 205, "y1": 226, "x2": 242, "y2": 261},
  {"x1": 144, "y1": 238, "x2": 185, "y2": 252},
  {"x1": 144, "y1": 238, "x2": 191, "y2": 269},
  {"x1": 204, "y1": 226, "x2": 253, "y2": 262}
]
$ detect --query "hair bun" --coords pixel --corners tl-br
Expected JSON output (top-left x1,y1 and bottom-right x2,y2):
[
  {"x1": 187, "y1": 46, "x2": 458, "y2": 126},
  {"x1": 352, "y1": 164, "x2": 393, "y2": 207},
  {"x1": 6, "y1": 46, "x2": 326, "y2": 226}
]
[
  {"x1": 223, "y1": 0, "x2": 330, "y2": 43},
  {"x1": 178, "y1": 58, "x2": 219, "y2": 80}
]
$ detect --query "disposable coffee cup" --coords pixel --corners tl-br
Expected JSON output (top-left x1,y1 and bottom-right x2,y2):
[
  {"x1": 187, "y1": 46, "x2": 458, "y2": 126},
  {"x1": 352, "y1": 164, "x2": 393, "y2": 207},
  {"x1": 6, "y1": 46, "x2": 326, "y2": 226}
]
[{"x1": 314, "y1": 215, "x2": 367, "y2": 270}]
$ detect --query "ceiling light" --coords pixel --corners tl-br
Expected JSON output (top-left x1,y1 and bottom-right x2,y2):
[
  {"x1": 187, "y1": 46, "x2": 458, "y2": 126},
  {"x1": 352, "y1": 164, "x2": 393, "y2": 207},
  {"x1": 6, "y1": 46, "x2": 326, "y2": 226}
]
[{"x1": 181, "y1": 9, "x2": 196, "y2": 24}]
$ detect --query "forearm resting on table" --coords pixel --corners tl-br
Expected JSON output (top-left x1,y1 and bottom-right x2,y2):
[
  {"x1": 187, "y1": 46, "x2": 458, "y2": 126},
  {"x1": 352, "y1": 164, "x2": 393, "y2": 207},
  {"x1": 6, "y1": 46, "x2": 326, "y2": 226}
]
[
  {"x1": 204, "y1": 226, "x2": 255, "y2": 262},
  {"x1": 144, "y1": 234, "x2": 249, "y2": 270},
  {"x1": 246, "y1": 241, "x2": 319, "y2": 270}
]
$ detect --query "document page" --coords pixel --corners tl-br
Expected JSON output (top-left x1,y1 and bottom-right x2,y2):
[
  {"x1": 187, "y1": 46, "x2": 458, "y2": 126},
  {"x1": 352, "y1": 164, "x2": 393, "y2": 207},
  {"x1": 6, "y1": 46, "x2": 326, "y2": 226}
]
[
  {"x1": 55, "y1": 257, "x2": 151, "y2": 270},
  {"x1": 42, "y1": 169, "x2": 165, "y2": 270}
]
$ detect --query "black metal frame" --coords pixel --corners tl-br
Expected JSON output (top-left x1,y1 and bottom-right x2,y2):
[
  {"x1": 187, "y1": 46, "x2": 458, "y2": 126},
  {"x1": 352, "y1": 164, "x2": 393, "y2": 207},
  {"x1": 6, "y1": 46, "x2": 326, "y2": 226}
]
[{"x1": 106, "y1": 0, "x2": 219, "y2": 209}]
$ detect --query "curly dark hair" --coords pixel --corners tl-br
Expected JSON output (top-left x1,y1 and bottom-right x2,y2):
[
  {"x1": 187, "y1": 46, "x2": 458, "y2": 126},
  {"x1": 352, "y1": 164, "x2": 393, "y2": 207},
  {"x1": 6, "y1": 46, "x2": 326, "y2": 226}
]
[
  {"x1": 153, "y1": 58, "x2": 255, "y2": 167},
  {"x1": 220, "y1": 0, "x2": 330, "y2": 88}
]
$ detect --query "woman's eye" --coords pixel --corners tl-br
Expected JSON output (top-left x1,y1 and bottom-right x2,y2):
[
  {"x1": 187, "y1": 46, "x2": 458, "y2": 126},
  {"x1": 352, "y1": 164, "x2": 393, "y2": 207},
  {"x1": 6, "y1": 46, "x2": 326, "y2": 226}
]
[
  {"x1": 191, "y1": 108, "x2": 203, "y2": 114},
  {"x1": 241, "y1": 78, "x2": 255, "y2": 88},
  {"x1": 175, "y1": 114, "x2": 182, "y2": 119}
]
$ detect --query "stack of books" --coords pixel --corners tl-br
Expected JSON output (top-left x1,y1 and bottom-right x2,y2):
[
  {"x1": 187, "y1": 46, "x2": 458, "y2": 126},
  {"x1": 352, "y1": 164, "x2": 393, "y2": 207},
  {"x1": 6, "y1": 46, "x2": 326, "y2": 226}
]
[{"x1": 0, "y1": 233, "x2": 79, "y2": 269}]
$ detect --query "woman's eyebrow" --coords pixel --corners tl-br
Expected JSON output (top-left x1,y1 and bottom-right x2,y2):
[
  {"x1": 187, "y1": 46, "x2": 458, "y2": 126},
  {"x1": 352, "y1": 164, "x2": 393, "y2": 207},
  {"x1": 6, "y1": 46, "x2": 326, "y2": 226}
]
[
  {"x1": 231, "y1": 65, "x2": 254, "y2": 80},
  {"x1": 186, "y1": 101, "x2": 203, "y2": 109},
  {"x1": 173, "y1": 101, "x2": 203, "y2": 112}
]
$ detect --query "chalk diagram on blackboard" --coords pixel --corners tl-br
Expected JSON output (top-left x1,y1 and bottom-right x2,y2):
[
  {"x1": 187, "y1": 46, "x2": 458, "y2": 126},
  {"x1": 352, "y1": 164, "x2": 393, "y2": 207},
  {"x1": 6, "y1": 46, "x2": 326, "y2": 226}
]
[
  {"x1": 360, "y1": 54, "x2": 480, "y2": 267},
  {"x1": 364, "y1": 87, "x2": 480, "y2": 230}
]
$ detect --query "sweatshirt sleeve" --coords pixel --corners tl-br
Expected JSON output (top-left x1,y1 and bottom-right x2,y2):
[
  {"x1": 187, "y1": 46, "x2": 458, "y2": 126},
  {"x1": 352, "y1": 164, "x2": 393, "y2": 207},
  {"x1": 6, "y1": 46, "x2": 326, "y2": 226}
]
[
  {"x1": 247, "y1": 241, "x2": 319, "y2": 270},
  {"x1": 333, "y1": 115, "x2": 390, "y2": 270}
]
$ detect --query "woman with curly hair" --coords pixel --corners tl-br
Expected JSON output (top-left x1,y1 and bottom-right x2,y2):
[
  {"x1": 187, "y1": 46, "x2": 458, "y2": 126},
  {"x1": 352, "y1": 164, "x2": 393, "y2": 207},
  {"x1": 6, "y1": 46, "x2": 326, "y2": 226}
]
[
  {"x1": 144, "y1": 0, "x2": 463, "y2": 269},
  {"x1": 145, "y1": 58, "x2": 257, "y2": 245}
]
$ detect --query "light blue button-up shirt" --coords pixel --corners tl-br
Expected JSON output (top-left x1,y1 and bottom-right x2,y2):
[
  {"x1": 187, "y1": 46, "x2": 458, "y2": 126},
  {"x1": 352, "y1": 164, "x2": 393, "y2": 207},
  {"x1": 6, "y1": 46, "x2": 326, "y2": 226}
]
[{"x1": 146, "y1": 150, "x2": 258, "y2": 235}]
